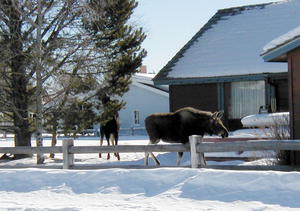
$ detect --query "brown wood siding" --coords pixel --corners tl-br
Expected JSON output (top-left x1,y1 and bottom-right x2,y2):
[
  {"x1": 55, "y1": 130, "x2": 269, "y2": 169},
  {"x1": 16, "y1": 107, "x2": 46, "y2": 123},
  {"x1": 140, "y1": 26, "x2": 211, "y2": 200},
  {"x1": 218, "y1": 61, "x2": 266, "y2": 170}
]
[
  {"x1": 273, "y1": 79, "x2": 289, "y2": 111},
  {"x1": 289, "y1": 49, "x2": 300, "y2": 140},
  {"x1": 224, "y1": 83, "x2": 231, "y2": 115},
  {"x1": 170, "y1": 84, "x2": 218, "y2": 112},
  {"x1": 288, "y1": 48, "x2": 300, "y2": 164}
]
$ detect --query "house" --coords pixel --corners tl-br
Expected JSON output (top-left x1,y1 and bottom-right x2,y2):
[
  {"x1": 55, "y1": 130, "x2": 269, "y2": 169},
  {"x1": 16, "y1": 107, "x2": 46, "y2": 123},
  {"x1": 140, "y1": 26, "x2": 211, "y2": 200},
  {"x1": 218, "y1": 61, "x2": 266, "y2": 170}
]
[
  {"x1": 153, "y1": 0, "x2": 300, "y2": 130},
  {"x1": 262, "y1": 26, "x2": 300, "y2": 164},
  {"x1": 92, "y1": 68, "x2": 169, "y2": 136},
  {"x1": 118, "y1": 72, "x2": 169, "y2": 135}
]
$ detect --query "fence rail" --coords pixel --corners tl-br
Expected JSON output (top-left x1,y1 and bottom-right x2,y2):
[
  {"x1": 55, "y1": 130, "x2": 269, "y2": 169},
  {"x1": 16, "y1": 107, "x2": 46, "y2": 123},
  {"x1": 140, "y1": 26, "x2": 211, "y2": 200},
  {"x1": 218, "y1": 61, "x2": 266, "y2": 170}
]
[
  {"x1": 197, "y1": 140, "x2": 300, "y2": 152},
  {"x1": 1, "y1": 136, "x2": 300, "y2": 169},
  {"x1": 0, "y1": 146, "x2": 62, "y2": 154},
  {"x1": 0, "y1": 144, "x2": 190, "y2": 155},
  {"x1": 70, "y1": 144, "x2": 190, "y2": 154}
]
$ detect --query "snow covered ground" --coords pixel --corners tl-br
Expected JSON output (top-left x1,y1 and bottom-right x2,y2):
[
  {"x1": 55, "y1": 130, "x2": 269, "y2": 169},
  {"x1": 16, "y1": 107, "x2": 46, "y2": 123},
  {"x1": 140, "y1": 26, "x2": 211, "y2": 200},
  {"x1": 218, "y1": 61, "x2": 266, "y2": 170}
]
[{"x1": 1, "y1": 135, "x2": 300, "y2": 210}]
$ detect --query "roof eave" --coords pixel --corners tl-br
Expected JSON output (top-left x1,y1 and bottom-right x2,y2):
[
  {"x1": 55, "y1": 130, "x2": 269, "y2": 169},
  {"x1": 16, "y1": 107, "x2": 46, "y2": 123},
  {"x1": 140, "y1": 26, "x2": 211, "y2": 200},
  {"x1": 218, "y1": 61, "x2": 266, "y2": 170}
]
[
  {"x1": 153, "y1": 73, "x2": 287, "y2": 86},
  {"x1": 262, "y1": 37, "x2": 300, "y2": 62},
  {"x1": 132, "y1": 81, "x2": 169, "y2": 97}
]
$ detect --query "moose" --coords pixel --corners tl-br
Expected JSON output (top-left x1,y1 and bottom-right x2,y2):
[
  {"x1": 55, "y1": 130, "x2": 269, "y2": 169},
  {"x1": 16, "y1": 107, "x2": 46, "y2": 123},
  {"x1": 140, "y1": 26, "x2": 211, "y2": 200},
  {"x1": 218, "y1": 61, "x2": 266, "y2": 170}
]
[
  {"x1": 99, "y1": 113, "x2": 120, "y2": 160},
  {"x1": 144, "y1": 107, "x2": 229, "y2": 166}
]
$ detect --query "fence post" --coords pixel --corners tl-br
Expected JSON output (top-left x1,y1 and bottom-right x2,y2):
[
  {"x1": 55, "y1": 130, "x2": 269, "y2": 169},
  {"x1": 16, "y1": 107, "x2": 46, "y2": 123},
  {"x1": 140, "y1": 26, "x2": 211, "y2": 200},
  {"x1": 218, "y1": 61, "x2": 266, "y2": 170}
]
[
  {"x1": 63, "y1": 139, "x2": 74, "y2": 169},
  {"x1": 189, "y1": 135, "x2": 206, "y2": 168}
]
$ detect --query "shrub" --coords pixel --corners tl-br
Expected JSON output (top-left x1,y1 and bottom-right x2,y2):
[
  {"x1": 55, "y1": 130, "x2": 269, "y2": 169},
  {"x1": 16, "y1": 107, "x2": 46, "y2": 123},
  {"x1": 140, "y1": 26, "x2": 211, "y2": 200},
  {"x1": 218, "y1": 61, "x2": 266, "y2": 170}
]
[{"x1": 263, "y1": 115, "x2": 290, "y2": 165}]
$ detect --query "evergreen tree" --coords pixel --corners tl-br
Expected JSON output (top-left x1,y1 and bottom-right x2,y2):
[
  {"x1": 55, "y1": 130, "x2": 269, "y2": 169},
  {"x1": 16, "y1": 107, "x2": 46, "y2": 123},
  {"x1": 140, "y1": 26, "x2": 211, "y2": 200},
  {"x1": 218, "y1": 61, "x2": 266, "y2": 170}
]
[
  {"x1": 46, "y1": 0, "x2": 147, "y2": 138},
  {"x1": 83, "y1": 0, "x2": 147, "y2": 121}
]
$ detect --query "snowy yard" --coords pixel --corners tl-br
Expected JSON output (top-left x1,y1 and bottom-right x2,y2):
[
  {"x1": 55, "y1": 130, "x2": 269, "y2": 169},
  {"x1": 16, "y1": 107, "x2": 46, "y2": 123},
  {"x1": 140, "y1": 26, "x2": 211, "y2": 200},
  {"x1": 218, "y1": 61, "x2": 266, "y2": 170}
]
[{"x1": 1, "y1": 135, "x2": 300, "y2": 210}]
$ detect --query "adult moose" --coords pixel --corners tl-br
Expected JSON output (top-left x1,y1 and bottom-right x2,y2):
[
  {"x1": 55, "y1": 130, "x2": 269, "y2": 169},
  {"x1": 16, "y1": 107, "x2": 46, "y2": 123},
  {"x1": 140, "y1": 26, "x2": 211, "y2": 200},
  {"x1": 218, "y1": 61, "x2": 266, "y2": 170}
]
[
  {"x1": 99, "y1": 113, "x2": 120, "y2": 160},
  {"x1": 145, "y1": 107, "x2": 229, "y2": 166},
  {"x1": 99, "y1": 95, "x2": 120, "y2": 160}
]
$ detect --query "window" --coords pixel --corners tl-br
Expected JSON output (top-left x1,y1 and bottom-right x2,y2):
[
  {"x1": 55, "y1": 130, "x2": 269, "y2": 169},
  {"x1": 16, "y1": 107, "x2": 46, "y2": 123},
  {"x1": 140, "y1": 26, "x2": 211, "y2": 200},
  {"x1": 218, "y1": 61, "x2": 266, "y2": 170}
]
[
  {"x1": 133, "y1": 110, "x2": 140, "y2": 126},
  {"x1": 229, "y1": 81, "x2": 265, "y2": 119}
]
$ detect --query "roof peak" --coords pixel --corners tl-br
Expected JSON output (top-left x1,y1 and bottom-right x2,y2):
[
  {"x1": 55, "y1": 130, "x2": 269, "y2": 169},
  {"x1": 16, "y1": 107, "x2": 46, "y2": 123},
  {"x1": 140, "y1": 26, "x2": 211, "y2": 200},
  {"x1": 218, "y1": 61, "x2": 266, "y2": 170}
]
[
  {"x1": 217, "y1": 1, "x2": 274, "y2": 14},
  {"x1": 154, "y1": 0, "x2": 294, "y2": 84}
]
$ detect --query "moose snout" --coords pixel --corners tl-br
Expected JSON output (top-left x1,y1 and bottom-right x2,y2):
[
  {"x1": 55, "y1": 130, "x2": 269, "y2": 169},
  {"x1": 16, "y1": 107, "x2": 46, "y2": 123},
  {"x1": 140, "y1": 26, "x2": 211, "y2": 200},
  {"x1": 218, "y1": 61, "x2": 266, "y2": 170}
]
[{"x1": 221, "y1": 130, "x2": 229, "y2": 138}]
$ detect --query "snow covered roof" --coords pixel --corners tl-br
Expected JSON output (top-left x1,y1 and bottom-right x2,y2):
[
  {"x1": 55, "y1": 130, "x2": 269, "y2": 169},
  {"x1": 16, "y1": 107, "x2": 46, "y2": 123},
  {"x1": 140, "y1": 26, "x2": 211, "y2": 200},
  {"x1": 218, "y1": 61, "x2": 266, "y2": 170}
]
[
  {"x1": 154, "y1": 0, "x2": 300, "y2": 85},
  {"x1": 262, "y1": 26, "x2": 300, "y2": 62},
  {"x1": 133, "y1": 73, "x2": 156, "y2": 85},
  {"x1": 132, "y1": 73, "x2": 169, "y2": 96}
]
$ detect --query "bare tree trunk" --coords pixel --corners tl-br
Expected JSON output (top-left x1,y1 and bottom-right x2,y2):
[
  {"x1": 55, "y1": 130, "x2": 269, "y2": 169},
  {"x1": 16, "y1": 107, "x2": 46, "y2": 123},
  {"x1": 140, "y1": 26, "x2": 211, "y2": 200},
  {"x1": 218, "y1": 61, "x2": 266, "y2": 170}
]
[
  {"x1": 35, "y1": 0, "x2": 44, "y2": 164},
  {"x1": 49, "y1": 131, "x2": 57, "y2": 159},
  {"x1": 50, "y1": 116, "x2": 58, "y2": 159}
]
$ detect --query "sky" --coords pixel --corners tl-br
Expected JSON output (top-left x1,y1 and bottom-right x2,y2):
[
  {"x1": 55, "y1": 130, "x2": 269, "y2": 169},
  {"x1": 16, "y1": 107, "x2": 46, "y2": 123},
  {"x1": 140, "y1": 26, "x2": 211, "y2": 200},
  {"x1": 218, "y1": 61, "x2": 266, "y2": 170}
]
[{"x1": 134, "y1": 0, "x2": 283, "y2": 73}]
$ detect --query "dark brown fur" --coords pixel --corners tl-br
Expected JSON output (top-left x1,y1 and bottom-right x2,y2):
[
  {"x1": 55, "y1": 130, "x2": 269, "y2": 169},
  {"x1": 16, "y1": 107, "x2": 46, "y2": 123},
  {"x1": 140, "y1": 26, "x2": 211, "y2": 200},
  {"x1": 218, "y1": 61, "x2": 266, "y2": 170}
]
[
  {"x1": 99, "y1": 114, "x2": 120, "y2": 160},
  {"x1": 144, "y1": 107, "x2": 228, "y2": 165}
]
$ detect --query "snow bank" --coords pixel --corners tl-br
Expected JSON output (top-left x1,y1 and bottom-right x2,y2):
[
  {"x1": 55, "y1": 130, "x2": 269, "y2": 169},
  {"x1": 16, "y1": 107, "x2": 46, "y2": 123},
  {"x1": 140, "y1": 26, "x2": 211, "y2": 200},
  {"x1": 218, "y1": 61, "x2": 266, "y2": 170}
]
[
  {"x1": 1, "y1": 168, "x2": 300, "y2": 210},
  {"x1": 230, "y1": 128, "x2": 267, "y2": 137},
  {"x1": 241, "y1": 112, "x2": 289, "y2": 128}
]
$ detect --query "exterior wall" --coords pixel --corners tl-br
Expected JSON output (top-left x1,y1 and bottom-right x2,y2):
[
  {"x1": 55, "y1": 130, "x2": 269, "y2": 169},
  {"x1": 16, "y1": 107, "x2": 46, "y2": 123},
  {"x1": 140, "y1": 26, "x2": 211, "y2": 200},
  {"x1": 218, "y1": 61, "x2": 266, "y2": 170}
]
[
  {"x1": 169, "y1": 78, "x2": 288, "y2": 131},
  {"x1": 223, "y1": 83, "x2": 243, "y2": 130},
  {"x1": 288, "y1": 48, "x2": 300, "y2": 164},
  {"x1": 118, "y1": 84, "x2": 169, "y2": 135},
  {"x1": 170, "y1": 84, "x2": 218, "y2": 112},
  {"x1": 273, "y1": 78, "x2": 289, "y2": 112},
  {"x1": 170, "y1": 82, "x2": 267, "y2": 131}
]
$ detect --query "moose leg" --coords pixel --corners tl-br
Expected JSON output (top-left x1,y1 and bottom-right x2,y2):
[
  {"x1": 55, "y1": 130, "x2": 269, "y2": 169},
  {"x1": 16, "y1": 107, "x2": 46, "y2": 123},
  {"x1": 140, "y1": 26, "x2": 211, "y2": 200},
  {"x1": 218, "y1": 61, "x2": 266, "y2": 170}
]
[
  {"x1": 106, "y1": 134, "x2": 110, "y2": 160},
  {"x1": 145, "y1": 152, "x2": 160, "y2": 166},
  {"x1": 176, "y1": 152, "x2": 184, "y2": 166},
  {"x1": 113, "y1": 133, "x2": 120, "y2": 160},
  {"x1": 144, "y1": 151, "x2": 160, "y2": 166},
  {"x1": 109, "y1": 133, "x2": 120, "y2": 160},
  {"x1": 110, "y1": 134, "x2": 115, "y2": 146},
  {"x1": 150, "y1": 152, "x2": 160, "y2": 166},
  {"x1": 144, "y1": 151, "x2": 150, "y2": 166},
  {"x1": 99, "y1": 133, "x2": 104, "y2": 158},
  {"x1": 145, "y1": 140, "x2": 160, "y2": 166}
]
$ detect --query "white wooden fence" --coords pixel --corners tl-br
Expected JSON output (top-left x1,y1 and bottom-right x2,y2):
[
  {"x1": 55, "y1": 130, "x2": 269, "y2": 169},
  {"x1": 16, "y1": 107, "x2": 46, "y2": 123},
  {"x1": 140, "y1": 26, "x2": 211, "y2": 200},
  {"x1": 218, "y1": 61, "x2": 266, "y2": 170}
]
[
  {"x1": 1, "y1": 136, "x2": 300, "y2": 169},
  {"x1": 189, "y1": 135, "x2": 300, "y2": 169}
]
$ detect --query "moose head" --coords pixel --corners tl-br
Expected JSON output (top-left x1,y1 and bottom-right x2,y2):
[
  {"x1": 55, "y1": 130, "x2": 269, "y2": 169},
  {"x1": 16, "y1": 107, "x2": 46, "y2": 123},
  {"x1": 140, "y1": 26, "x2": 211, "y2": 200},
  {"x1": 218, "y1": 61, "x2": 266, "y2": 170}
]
[{"x1": 210, "y1": 111, "x2": 229, "y2": 138}]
